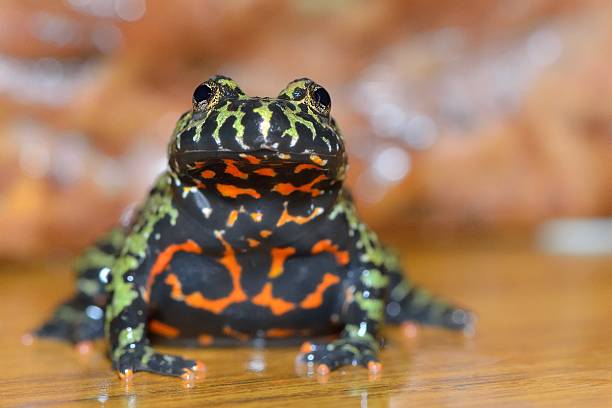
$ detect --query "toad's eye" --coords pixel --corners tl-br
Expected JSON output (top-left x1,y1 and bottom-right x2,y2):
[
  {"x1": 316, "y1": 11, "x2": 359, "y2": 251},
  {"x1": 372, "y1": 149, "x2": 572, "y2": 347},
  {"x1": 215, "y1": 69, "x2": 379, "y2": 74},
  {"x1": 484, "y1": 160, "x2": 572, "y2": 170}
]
[
  {"x1": 310, "y1": 86, "x2": 331, "y2": 114},
  {"x1": 193, "y1": 82, "x2": 215, "y2": 105}
]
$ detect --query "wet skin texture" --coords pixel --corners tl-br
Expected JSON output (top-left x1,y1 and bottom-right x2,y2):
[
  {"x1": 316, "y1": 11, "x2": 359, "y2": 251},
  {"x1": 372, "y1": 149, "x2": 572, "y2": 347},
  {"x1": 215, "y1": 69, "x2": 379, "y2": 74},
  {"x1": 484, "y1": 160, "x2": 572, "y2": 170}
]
[{"x1": 38, "y1": 76, "x2": 474, "y2": 379}]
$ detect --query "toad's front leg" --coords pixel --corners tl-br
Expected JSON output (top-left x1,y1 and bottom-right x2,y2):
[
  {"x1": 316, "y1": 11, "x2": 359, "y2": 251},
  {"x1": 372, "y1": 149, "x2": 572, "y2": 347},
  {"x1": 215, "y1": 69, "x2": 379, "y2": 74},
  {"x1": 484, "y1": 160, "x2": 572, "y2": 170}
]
[
  {"x1": 303, "y1": 267, "x2": 386, "y2": 374},
  {"x1": 106, "y1": 255, "x2": 204, "y2": 380}
]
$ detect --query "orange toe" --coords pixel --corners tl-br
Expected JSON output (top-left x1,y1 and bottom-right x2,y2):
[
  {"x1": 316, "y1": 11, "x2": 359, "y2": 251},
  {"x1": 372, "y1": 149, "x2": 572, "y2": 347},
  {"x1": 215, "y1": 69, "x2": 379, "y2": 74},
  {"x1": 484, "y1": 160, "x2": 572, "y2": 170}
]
[
  {"x1": 401, "y1": 322, "x2": 419, "y2": 338},
  {"x1": 367, "y1": 361, "x2": 382, "y2": 374},
  {"x1": 181, "y1": 368, "x2": 195, "y2": 381},
  {"x1": 118, "y1": 369, "x2": 134, "y2": 382},
  {"x1": 317, "y1": 364, "x2": 330, "y2": 376},
  {"x1": 76, "y1": 341, "x2": 93, "y2": 354},
  {"x1": 193, "y1": 360, "x2": 206, "y2": 372}
]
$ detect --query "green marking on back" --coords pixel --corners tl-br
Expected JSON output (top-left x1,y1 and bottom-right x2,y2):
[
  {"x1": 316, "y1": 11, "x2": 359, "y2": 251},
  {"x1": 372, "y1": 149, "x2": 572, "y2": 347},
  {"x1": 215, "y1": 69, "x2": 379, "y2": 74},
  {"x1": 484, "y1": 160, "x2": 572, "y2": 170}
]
[
  {"x1": 330, "y1": 194, "x2": 387, "y2": 267},
  {"x1": 361, "y1": 268, "x2": 389, "y2": 289},
  {"x1": 105, "y1": 173, "x2": 179, "y2": 325},
  {"x1": 74, "y1": 247, "x2": 115, "y2": 272}
]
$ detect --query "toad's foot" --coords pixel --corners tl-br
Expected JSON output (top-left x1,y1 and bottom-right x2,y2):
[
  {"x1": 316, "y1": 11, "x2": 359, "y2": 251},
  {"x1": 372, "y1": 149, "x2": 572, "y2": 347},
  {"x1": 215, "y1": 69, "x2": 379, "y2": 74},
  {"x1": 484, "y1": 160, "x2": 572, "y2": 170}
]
[
  {"x1": 301, "y1": 339, "x2": 381, "y2": 375},
  {"x1": 115, "y1": 346, "x2": 205, "y2": 380}
]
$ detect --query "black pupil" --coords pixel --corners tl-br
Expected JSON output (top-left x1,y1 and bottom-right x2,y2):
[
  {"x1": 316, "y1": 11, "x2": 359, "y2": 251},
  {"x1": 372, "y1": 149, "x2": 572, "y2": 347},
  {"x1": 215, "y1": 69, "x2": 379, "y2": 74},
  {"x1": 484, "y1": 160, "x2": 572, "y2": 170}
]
[
  {"x1": 193, "y1": 83, "x2": 213, "y2": 103},
  {"x1": 313, "y1": 87, "x2": 331, "y2": 109}
]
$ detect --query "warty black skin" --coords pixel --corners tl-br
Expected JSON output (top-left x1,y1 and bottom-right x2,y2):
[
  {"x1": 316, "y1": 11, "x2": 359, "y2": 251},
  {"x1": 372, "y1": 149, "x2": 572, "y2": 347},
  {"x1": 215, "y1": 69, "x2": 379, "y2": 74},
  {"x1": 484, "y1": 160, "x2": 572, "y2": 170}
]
[{"x1": 37, "y1": 76, "x2": 474, "y2": 379}]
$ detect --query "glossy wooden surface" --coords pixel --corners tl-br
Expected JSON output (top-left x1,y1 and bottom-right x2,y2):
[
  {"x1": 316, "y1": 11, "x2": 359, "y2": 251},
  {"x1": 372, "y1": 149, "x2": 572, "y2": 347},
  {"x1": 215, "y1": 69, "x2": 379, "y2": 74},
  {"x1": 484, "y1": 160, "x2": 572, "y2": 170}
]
[{"x1": 1, "y1": 236, "x2": 611, "y2": 407}]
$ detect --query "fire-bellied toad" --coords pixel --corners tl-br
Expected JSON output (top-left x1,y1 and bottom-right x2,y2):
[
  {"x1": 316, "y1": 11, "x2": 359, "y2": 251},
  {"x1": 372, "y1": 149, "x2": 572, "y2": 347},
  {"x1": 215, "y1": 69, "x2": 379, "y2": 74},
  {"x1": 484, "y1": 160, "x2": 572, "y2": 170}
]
[{"x1": 38, "y1": 76, "x2": 473, "y2": 379}]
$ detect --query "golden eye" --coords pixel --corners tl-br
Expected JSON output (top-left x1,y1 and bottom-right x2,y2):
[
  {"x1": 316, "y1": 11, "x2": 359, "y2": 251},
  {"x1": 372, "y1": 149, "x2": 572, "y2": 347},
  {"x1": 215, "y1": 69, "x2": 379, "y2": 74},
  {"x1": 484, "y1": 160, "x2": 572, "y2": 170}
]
[
  {"x1": 309, "y1": 85, "x2": 331, "y2": 115},
  {"x1": 192, "y1": 82, "x2": 219, "y2": 110}
]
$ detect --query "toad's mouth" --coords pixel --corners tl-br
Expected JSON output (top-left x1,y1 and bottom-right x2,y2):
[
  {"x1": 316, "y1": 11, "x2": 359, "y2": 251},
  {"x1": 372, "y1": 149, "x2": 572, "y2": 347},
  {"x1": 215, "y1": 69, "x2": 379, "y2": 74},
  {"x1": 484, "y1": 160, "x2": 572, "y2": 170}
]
[
  {"x1": 171, "y1": 149, "x2": 345, "y2": 185},
  {"x1": 172, "y1": 149, "x2": 342, "y2": 169}
]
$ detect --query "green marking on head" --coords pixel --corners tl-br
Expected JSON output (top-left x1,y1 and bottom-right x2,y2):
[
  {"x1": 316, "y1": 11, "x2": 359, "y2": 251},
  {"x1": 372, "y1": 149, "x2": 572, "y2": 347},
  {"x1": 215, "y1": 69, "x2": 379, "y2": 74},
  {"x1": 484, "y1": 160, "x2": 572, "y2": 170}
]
[
  {"x1": 253, "y1": 102, "x2": 273, "y2": 140},
  {"x1": 216, "y1": 77, "x2": 242, "y2": 92},
  {"x1": 279, "y1": 79, "x2": 309, "y2": 100},
  {"x1": 212, "y1": 102, "x2": 247, "y2": 148},
  {"x1": 282, "y1": 113, "x2": 317, "y2": 147}
]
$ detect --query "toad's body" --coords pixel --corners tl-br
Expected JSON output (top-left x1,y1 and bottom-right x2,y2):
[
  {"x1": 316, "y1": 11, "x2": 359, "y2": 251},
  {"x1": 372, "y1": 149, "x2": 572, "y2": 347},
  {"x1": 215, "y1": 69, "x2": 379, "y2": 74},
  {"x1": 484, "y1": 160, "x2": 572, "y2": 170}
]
[{"x1": 38, "y1": 76, "x2": 473, "y2": 378}]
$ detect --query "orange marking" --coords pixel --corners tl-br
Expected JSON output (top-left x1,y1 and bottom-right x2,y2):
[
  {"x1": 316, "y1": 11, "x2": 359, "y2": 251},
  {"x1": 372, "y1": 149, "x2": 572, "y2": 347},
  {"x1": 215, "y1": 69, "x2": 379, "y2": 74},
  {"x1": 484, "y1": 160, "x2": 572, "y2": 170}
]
[
  {"x1": 145, "y1": 240, "x2": 202, "y2": 303},
  {"x1": 268, "y1": 247, "x2": 296, "y2": 278},
  {"x1": 300, "y1": 273, "x2": 341, "y2": 309},
  {"x1": 198, "y1": 334, "x2": 213, "y2": 346},
  {"x1": 118, "y1": 368, "x2": 134, "y2": 381},
  {"x1": 223, "y1": 326, "x2": 250, "y2": 341},
  {"x1": 76, "y1": 341, "x2": 93, "y2": 354},
  {"x1": 227, "y1": 210, "x2": 239, "y2": 227},
  {"x1": 252, "y1": 283, "x2": 295, "y2": 315},
  {"x1": 165, "y1": 273, "x2": 184, "y2": 299},
  {"x1": 260, "y1": 230, "x2": 272, "y2": 238},
  {"x1": 149, "y1": 320, "x2": 180, "y2": 338},
  {"x1": 224, "y1": 159, "x2": 248, "y2": 179},
  {"x1": 217, "y1": 184, "x2": 261, "y2": 199},
  {"x1": 194, "y1": 360, "x2": 206, "y2": 372},
  {"x1": 250, "y1": 211, "x2": 263, "y2": 222},
  {"x1": 277, "y1": 205, "x2": 323, "y2": 227},
  {"x1": 300, "y1": 341, "x2": 313, "y2": 353},
  {"x1": 266, "y1": 328, "x2": 296, "y2": 338},
  {"x1": 254, "y1": 167, "x2": 277, "y2": 177},
  {"x1": 368, "y1": 361, "x2": 382, "y2": 374},
  {"x1": 164, "y1": 232, "x2": 247, "y2": 315},
  {"x1": 247, "y1": 238, "x2": 261, "y2": 248},
  {"x1": 317, "y1": 364, "x2": 330, "y2": 376},
  {"x1": 193, "y1": 161, "x2": 206, "y2": 169},
  {"x1": 240, "y1": 154, "x2": 261, "y2": 164},
  {"x1": 311, "y1": 239, "x2": 350, "y2": 265},
  {"x1": 181, "y1": 368, "x2": 195, "y2": 381},
  {"x1": 272, "y1": 174, "x2": 327, "y2": 197},
  {"x1": 310, "y1": 154, "x2": 327, "y2": 166},
  {"x1": 294, "y1": 163, "x2": 322, "y2": 173},
  {"x1": 201, "y1": 170, "x2": 215, "y2": 179}
]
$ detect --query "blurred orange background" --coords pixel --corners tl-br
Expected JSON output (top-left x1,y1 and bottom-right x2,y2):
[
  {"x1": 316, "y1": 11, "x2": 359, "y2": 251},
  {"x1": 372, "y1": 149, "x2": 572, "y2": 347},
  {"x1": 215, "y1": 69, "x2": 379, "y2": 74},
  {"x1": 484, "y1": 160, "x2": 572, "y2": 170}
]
[{"x1": 1, "y1": 0, "x2": 611, "y2": 258}]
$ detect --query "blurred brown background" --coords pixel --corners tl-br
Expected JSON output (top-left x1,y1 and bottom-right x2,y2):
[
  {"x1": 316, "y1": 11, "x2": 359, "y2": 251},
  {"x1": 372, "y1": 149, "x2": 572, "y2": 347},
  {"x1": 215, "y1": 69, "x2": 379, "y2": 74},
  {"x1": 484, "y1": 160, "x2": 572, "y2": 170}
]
[{"x1": 1, "y1": 0, "x2": 611, "y2": 258}]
